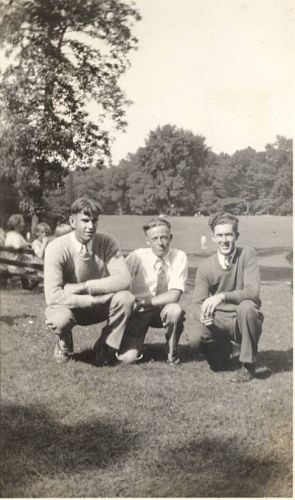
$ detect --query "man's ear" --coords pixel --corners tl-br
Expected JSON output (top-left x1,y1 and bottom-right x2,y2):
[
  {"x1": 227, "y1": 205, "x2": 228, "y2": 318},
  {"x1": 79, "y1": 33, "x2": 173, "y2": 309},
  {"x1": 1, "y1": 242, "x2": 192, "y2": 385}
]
[
  {"x1": 69, "y1": 215, "x2": 76, "y2": 229},
  {"x1": 211, "y1": 231, "x2": 216, "y2": 243},
  {"x1": 170, "y1": 234, "x2": 173, "y2": 241},
  {"x1": 145, "y1": 236, "x2": 150, "y2": 246},
  {"x1": 235, "y1": 231, "x2": 239, "y2": 240}
]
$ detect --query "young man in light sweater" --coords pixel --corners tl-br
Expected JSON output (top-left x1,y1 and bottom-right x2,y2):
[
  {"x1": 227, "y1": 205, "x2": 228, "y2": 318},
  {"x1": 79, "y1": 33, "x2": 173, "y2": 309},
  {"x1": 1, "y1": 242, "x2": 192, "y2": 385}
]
[
  {"x1": 191, "y1": 212, "x2": 263, "y2": 383},
  {"x1": 44, "y1": 197, "x2": 134, "y2": 364}
]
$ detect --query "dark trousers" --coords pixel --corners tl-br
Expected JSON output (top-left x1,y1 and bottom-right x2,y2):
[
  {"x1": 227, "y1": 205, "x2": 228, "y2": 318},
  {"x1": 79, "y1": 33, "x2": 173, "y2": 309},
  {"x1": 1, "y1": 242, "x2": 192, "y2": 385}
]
[
  {"x1": 190, "y1": 300, "x2": 263, "y2": 365},
  {"x1": 119, "y1": 302, "x2": 185, "y2": 362}
]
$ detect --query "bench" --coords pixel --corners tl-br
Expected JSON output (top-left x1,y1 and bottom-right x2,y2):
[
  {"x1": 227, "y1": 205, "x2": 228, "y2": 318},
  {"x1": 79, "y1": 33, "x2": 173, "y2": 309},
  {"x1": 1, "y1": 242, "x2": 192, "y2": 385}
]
[{"x1": 0, "y1": 246, "x2": 43, "y2": 289}]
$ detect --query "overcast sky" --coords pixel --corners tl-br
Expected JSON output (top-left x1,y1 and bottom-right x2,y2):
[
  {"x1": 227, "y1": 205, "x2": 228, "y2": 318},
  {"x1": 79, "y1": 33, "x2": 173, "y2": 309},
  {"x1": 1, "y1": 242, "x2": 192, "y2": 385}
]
[{"x1": 109, "y1": 0, "x2": 294, "y2": 163}]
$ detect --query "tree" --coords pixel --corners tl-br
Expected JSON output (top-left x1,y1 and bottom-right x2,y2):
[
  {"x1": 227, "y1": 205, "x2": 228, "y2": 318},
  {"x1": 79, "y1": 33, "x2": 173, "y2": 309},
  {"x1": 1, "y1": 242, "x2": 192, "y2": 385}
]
[
  {"x1": 127, "y1": 125, "x2": 209, "y2": 215},
  {"x1": 0, "y1": 0, "x2": 140, "y2": 211}
]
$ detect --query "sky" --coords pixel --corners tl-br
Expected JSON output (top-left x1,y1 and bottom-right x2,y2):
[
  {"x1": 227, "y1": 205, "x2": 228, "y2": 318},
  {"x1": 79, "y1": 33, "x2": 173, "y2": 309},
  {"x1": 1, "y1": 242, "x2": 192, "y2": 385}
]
[{"x1": 108, "y1": 0, "x2": 295, "y2": 163}]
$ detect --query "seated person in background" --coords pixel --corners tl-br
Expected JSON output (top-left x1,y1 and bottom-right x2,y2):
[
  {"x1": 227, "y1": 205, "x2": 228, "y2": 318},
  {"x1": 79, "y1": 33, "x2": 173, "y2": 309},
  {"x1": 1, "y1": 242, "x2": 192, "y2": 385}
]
[
  {"x1": 118, "y1": 218, "x2": 188, "y2": 365},
  {"x1": 4, "y1": 214, "x2": 36, "y2": 289},
  {"x1": 5, "y1": 214, "x2": 30, "y2": 249},
  {"x1": 44, "y1": 197, "x2": 134, "y2": 364},
  {"x1": 32, "y1": 222, "x2": 53, "y2": 260},
  {"x1": 54, "y1": 223, "x2": 72, "y2": 237},
  {"x1": 190, "y1": 212, "x2": 263, "y2": 383}
]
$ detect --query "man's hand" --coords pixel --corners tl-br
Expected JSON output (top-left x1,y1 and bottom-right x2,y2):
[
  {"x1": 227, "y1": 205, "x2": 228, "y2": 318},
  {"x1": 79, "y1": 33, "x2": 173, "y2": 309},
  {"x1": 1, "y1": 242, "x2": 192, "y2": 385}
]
[
  {"x1": 133, "y1": 297, "x2": 153, "y2": 312},
  {"x1": 91, "y1": 293, "x2": 114, "y2": 305},
  {"x1": 201, "y1": 293, "x2": 225, "y2": 319}
]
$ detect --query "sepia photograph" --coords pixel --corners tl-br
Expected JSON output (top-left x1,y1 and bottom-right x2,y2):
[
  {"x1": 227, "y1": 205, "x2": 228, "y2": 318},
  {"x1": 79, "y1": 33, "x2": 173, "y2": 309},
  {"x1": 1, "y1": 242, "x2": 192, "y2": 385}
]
[{"x1": 0, "y1": 0, "x2": 293, "y2": 497}]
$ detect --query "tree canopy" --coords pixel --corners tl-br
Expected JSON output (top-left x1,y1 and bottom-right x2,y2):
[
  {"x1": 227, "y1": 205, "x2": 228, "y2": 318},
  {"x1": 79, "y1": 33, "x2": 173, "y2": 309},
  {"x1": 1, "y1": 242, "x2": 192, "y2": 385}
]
[{"x1": 0, "y1": 0, "x2": 140, "y2": 211}]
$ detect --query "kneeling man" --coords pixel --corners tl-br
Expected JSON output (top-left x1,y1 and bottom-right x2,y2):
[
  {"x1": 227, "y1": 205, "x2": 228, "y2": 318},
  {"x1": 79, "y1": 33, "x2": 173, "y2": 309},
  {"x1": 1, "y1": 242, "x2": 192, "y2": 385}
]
[
  {"x1": 118, "y1": 218, "x2": 188, "y2": 364},
  {"x1": 191, "y1": 212, "x2": 263, "y2": 382},
  {"x1": 44, "y1": 197, "x2": 134, "y2": 364}
]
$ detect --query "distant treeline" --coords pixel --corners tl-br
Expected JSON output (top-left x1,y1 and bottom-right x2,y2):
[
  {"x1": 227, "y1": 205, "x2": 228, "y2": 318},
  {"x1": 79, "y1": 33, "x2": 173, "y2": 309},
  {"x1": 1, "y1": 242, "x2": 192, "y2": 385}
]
[
  {"x1": 0, "y1": 126, "x2": 292, "y2": 223},
  {"x1": 45, "y1": 126, "x2": 293, "y2": 218}
]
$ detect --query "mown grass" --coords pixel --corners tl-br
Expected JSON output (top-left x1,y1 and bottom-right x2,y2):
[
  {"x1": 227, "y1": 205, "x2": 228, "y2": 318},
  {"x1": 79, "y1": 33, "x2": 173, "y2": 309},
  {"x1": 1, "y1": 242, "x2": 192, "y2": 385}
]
[
  {"x1": 0, "y1": 278, "x2": 292, "y2": 497},
  {"x1": 97, "y1": 215, "x2": 293, "y2": 254}
]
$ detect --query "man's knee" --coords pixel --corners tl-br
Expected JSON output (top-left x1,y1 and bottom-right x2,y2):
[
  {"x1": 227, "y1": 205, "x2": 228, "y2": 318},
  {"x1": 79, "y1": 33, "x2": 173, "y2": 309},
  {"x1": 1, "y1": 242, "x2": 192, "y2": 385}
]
[
  {"x1": 189, "y1": 319, "x2": 213, "y2": 348},
  {"x1": 111, "y1": 290, "x2": 135, "y2": 311},
  {"x1": 162, "y1": 303, "x2": 184, "y2": 323},
  {"x1": 45, "y1": 306, "x2": 73, "y2": 334},
  {"x1": 237, "y1": 300, "x2": 262, "y2": 322}
]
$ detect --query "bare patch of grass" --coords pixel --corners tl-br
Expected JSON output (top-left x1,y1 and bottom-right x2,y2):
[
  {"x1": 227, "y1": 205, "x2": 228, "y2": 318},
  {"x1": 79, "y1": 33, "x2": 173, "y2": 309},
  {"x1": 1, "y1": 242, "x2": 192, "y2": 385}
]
[{"x1": 0, "y1": 281, "x2": 292, "y2": 497}]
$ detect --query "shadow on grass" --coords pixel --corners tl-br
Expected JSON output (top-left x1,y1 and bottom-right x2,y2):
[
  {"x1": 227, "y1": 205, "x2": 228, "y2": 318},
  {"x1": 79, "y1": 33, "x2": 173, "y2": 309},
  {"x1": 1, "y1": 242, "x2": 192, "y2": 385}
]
[
  {"x1": 257, "y1": 348, "x2": 293, "y2": 374},
  {"x1": 0, "y1": 313, "x2": 37, "y2": 326},
  {"x1": 72, "y1": 348, "x2": 97, "y2": 365},
  {"x1": 136, "y1": 343, "x2": 203, "y2": 364},
  {"x1": 0, "y1": 404, "x2": 139, "y2": 496},
  {"x1": 155, "y1": 436, "x2": 292, "y2": 497}
]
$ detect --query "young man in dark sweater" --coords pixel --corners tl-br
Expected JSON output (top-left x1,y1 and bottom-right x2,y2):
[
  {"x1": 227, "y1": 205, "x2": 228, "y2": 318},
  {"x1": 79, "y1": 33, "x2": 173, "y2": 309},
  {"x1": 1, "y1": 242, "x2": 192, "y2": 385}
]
[{"x1": 191, "y1": 212, "x2": 263, "y2": 383}]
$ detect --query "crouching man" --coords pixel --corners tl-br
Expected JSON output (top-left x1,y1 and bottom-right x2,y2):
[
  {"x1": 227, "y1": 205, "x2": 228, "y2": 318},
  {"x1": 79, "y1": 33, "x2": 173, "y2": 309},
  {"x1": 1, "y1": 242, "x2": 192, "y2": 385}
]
[
  {"x1": 118, "y1": 218, "x2": 188, "y2": 365},
  {"x1": 44, "y1": 197, "x2": 134, "y2": 365},
  {"x1": 190, "y1": 212, "x2": 263, "y2": 382}
]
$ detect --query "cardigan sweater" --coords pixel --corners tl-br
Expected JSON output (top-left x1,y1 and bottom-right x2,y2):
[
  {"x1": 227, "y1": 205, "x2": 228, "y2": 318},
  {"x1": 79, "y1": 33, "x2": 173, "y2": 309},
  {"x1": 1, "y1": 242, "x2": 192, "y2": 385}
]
[{"x1": 194, "y1": 246, "x2": 261, "y2": 312}]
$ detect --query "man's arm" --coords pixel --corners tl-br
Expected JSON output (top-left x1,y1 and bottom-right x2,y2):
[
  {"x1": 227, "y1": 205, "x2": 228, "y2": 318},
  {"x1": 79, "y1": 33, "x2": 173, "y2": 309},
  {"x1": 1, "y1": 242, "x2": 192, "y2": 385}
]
[
  {"x1": 86, "y1": 254, "x2": 131, "y2": 295},
  {"x1": 223, "y1": 248, "x2": 260, "y2": 305},
  {"x1": 137, "y1": 250, "x2": 188, "y2": 310},
  {"x1": 44, "y1": 242, "x2": 100, "y2": 308}
]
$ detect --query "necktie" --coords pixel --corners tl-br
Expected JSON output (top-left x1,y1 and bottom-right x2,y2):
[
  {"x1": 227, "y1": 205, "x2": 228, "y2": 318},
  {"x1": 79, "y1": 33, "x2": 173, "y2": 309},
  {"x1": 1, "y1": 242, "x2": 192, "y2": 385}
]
[
  {"x1": 224, "y1": 256, "x2": 232, "y2": 268},
  {"x1": 80, "y1": 244, "x2": 90, "y2": 258},
  {"x1": 155, "y1": 259, "x2": 168, "y2": 295}
]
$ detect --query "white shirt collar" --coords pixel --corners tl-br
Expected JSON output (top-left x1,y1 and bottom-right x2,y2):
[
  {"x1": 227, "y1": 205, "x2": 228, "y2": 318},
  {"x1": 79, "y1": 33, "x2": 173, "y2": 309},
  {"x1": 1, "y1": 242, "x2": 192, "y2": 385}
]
[
  {"x1": 71, "y1": 232, "x2": 93, "y2": 254},
  {"x1": 217, "y1": 249, "x2": 236, "y2": 269},
  {"x1": 151, "y1": 249, "x2": 171, "y2": 269}
]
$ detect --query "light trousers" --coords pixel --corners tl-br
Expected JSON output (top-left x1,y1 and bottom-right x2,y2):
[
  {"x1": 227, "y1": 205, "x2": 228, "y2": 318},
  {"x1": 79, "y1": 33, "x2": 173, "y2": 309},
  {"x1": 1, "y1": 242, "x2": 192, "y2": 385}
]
[{"x1": 45, "y1": 290, "x2": 135, "y2": 350}]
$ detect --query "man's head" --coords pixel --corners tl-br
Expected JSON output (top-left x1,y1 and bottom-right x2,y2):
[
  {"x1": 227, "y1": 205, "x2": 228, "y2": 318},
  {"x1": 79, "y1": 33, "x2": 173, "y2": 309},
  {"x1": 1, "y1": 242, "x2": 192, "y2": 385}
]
[
  {"x1": 209, "y1": 212, "x2": 239, "y2": 256},
  {"x1": 143, "y1": 218, "x2": 172, "y2": 258},
  {"x1": 69, "y1": 197, "x2": 101, "y2": 243}
]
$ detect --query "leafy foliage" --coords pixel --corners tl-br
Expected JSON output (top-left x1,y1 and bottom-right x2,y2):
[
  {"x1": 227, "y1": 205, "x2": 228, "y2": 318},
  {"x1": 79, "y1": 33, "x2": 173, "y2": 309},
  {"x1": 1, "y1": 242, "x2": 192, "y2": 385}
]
[{"x1": 0, "y1": 0, "x2": 140, "y2": 211}]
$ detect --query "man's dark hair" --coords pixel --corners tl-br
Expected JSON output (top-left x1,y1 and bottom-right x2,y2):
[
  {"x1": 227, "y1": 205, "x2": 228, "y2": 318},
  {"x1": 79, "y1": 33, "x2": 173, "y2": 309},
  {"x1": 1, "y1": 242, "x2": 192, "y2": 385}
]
[
  {"x1": 208, "y1": 212, "x2": 239, "y2": 233},
  {"x1": 143, "y1": 218, "x2": 171, "y2": 234},
  {"x1": 71, "y1": 197, "x2": 101, "y2": 218}
]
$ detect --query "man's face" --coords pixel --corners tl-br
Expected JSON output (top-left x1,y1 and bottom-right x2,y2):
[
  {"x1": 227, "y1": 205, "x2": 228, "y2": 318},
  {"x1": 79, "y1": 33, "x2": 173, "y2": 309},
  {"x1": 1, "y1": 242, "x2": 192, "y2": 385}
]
[
  {"x1": 69, "y1": 212, "x2": 98, "y2": 243},
  {"x1": 145, "y1": 225, "x2": 172, "y2": 258},
  {"x1": 212, "y1": 223, "x2": 238, "y2": 256}
]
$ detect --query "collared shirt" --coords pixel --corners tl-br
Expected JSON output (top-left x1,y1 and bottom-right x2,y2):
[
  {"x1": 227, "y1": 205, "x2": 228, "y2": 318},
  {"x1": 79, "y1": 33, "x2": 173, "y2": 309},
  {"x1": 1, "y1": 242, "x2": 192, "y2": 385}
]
[
  {"x1": 71, "y1": 232, "x2": 93, "y2": 257},
  {"x1": 126, "y1": 247, "x2": 188, "y2": 299},
  {"x1": 217, "y1": 249, "x2": 237, "y2": 270}
]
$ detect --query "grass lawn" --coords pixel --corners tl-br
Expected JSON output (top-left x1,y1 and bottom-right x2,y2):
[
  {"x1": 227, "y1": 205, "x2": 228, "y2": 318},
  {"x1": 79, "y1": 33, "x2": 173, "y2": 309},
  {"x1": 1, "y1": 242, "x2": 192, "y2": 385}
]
[
  {"x1": 0, "y1": 215, "x2": 293, "y2": 497},
  {"x1": 0, "y1": 279, "x2": 292, "y2": 497}
]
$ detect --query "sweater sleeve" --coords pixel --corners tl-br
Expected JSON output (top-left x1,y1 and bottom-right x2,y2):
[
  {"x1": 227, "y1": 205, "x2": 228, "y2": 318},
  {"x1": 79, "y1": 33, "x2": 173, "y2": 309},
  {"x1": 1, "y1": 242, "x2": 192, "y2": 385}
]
[
  {"x1": 86, "y1": 235, "x2": 131, "y2": 295},
  {"x1": 193, "y1": 264, "x2": 210, "y2": 305},
  {"x1": 223, "y1": 248, "x2": 261, "y2": 305},
  {"x1": 44, "y1": 240, "x2": 95, "y2": 309}
]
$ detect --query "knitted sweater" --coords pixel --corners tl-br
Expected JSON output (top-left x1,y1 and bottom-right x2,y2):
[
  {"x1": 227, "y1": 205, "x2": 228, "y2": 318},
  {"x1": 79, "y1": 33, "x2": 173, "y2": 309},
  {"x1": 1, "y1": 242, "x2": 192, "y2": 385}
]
[
  {"x1": 194, "y1": 246, "x2": 261, "y2": 312},
  {"x1": 44, "y1": 232, "x2": 130, "y2": 309}
]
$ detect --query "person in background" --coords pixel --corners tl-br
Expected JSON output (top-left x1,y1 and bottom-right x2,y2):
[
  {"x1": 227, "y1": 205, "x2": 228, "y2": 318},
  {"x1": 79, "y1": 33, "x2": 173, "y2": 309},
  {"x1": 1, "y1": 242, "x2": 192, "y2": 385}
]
[
  {"x1": 190, "y1": 212, "x2": 263, "y2": 383},
  {"x1": 200, "y1": 232, "x2": 207, "y2": 253},
  {"x1": 32, "y1": 222, "x2": 53, "y2": 260},
  {"x1": 44, "y1": 197, "x2": 134, "y2": 364},
  {"x1": 54, "y1": 223, "x2": 72, "y2": 238},
  {"x1": 4, "y1": 214, "x2": 36, "y2": 289},
  {"x1": 118, "y1": 218, "x2": 188, "y2": 365}
]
